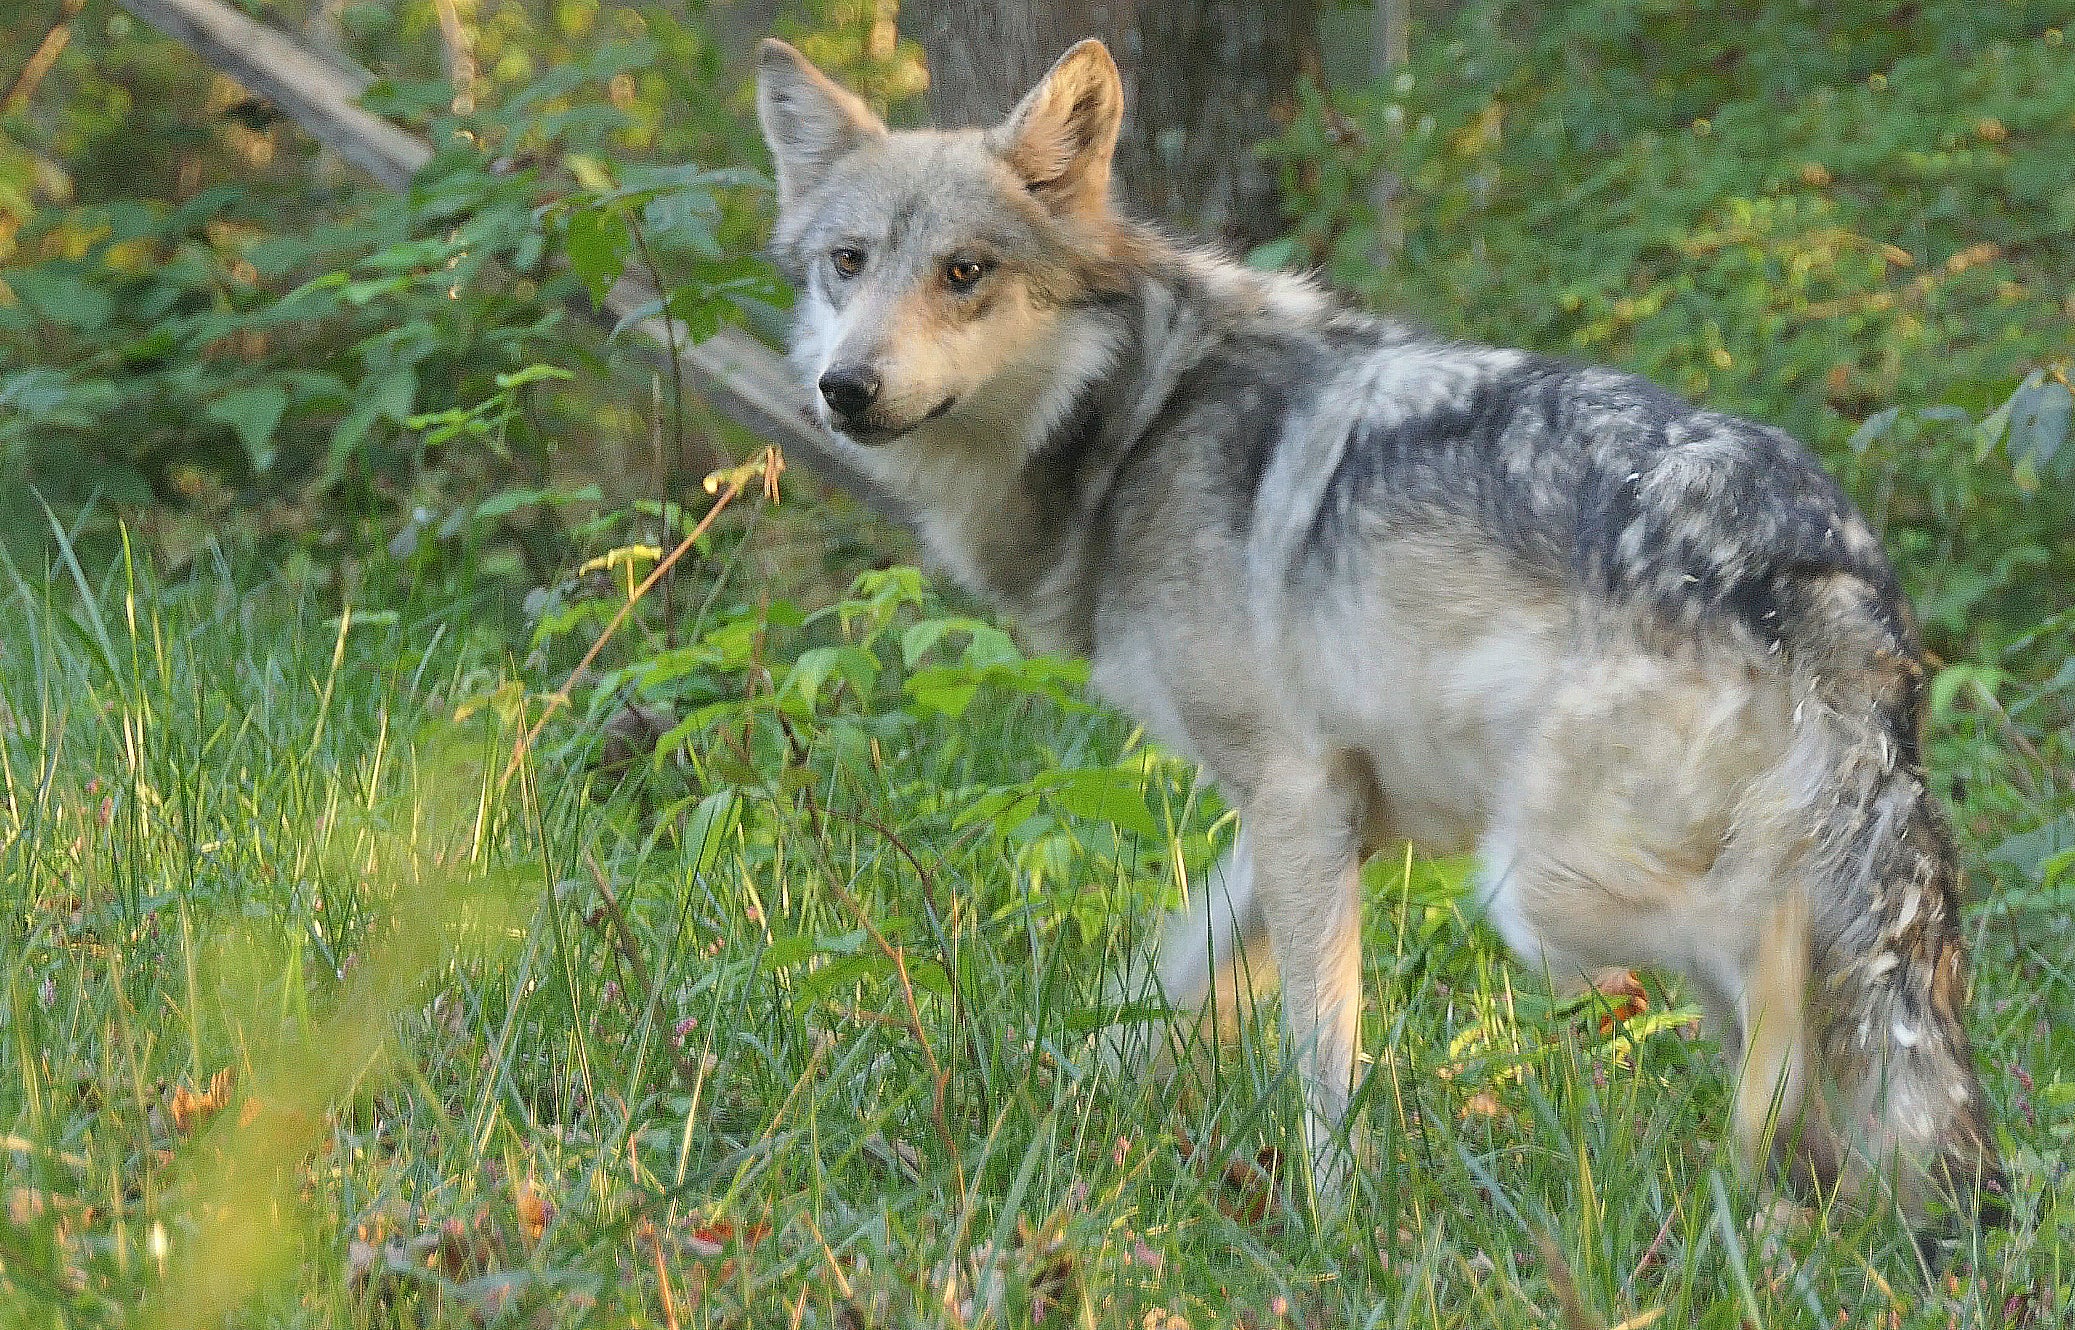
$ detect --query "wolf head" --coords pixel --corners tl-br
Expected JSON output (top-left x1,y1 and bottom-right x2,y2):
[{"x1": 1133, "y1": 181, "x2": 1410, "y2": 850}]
[{"x1": 755, "y1": 38, "x2": 1137, "y2": 448}]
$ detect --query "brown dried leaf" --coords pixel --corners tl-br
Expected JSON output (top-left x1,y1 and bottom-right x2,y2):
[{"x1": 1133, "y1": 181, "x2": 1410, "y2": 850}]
[
  {"x1": 1174, "y1": 1127, "x2": 1281, "y2": 1227},
  {"x1": 432, "y1": 989, "x2": 470, "y2": 1038},
  {"x1": 1015, "y1": 1213, "x2": 1077, "y2": 1321},
  {"x1": 431, "y1": 1209, "x2": 506, "y2": 1280},
  {"x1": 1589, "y1": 970, "x2": 1649, "y2": 1035},
  {"x1": 1537, "y1": 1233, "x2": 1606, "y2": 1330},
  {"x1": 862, "y1": 1133, "x2": 922, "y2": 1181},
  {"x1": 167, "y1": 1067, "x2": 235, "y2": 1136},
  {"x1": 599, "y1": 702, "x2": 678, "y2": 776},
  {"x1": 454, "y1": 1270, "x2": 526, "y2": 1325},
  {"x1": 515, "y1": 1180, "x2": 553, "y2": 1245},
  {"x1": 1460, "y1": 1090, "x2": 1509, "y2": 1121},
  {"x1": 5, "y1": 1188, "x2": 49, "y2": 1226}
]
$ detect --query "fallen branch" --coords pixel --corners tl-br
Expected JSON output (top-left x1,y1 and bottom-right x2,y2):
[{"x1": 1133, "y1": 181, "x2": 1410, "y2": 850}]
[
  {"x1": 3, "y1": 0, "x2": 87, "y2": 116},
  {"x1": 112, "y1": 0, "x2": 900, "y2": 519}
]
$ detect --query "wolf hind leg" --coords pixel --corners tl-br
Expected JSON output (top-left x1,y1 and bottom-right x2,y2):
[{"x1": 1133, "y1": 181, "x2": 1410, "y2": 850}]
[
  {"x1": 1480, "y1": 649, "x2": 1849, "y2": 1189},
  {"x1": 1730, "y1": 890, "x2": 1845, "y2": 1197}
]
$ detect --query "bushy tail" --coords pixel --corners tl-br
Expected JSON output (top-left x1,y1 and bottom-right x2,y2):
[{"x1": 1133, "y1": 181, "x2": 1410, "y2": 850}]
[{"x1": 1787, "y1": 576, "x2": 2007, "y2": 1228}]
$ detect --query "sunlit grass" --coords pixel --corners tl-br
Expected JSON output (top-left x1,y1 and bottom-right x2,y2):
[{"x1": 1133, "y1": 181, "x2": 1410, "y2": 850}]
[{"x1": 1, "y1": 549, "x2": 2069, "y2": 1328}]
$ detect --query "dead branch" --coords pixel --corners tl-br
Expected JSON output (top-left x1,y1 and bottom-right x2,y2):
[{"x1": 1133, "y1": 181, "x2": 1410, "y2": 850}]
[
  {"x1": 428, "y1": 0, "x2": 478, "y2": 115},
  {"x1": 3, "y1": 0, "x2": 88, "y2": 116},
  {"x1": 112, "y1": 0, "x2": 902, "y2": 521}
]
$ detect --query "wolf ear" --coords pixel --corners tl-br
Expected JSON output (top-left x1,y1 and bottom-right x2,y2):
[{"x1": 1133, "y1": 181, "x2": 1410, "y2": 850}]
[
  {"x1": 755, "y1": 39, "x2": 886, "y2": 209},
  {"x1": 991, "y1": 39, "x2": 1124, "y2": 218}
]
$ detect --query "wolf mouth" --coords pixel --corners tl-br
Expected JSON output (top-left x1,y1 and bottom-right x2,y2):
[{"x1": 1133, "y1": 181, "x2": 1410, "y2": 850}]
[{"x1": 842, "y1": 394, "x2": 958, "y2": 446}]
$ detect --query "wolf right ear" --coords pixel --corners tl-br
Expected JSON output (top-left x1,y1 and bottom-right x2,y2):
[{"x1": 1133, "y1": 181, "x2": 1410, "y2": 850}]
[
  {"x1": 755, "y1": 39, "x2": 886, "y2": 209},
  {"x1": 991, "y1": 39, "x2": 1124, "y2": 219}
]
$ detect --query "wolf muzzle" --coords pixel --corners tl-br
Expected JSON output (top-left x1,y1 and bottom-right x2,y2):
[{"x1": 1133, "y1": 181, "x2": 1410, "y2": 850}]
[{"x1": 818, "y1": 365, "x2": 881, "y2": 425}]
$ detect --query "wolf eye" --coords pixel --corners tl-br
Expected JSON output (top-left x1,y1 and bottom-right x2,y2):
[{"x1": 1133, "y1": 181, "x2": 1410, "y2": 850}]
[
  {"x1": 830, "y1": 247, "x2": 864, "y2": 278},
  {"x1": 944, "y1": 258, "x2": 989, "y2": 291}
]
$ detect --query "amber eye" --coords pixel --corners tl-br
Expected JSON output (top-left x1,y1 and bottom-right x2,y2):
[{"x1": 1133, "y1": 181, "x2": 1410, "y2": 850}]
[
  {"x1": 831, "y1": 246, "x2": 864, "y2": 278},
  {"x1": 944, "y1": 257, "x2": 989, "y2": 290}
]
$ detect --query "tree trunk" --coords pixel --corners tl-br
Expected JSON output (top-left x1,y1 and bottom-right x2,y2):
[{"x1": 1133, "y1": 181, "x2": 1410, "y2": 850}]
[
  {"x1": 903, "y1": 0, "x2": 1318, "y2": 250},
  {"x1": 1370, "y1": 0, "x2": 1408, "y2": 261}
]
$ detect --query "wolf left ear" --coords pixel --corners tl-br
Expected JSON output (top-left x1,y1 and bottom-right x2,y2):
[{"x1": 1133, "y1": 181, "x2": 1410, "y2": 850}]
[
  {"x1": 990, "y1": 39, "x2": 1124, "y2": 219},
  {"x1": 755, "y1": 38, "x2": 887, "y2": 210}
]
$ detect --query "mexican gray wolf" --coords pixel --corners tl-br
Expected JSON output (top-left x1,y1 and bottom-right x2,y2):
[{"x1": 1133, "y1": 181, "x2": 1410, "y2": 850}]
[{"x1": 752, "y1": 35, "x2": 2008, "y2": 1234}]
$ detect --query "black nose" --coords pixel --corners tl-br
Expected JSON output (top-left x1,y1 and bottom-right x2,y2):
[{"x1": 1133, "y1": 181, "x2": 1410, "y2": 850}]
[{"x1": 818, "y1": 366, "x2": 880, "y2": 421}]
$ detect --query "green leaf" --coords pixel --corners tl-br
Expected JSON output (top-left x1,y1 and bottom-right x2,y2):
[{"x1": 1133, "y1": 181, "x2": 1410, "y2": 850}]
[
  {"x1": 2007, "y1": 380, "x2": 2070, "y2": 477},
  {"x1": 1988, "y1": 815, "x2": 2075, "y2": 881},
  {"x1": 608, "y1": 296, "x2": 665, "y2": 340},
  {"x1": 1052, "y1": 766, "x2": 1164, "y2": 840},
  {"x1": 7, "y1": 267, "x2": 114, "y2": 332},
  {"x1": 513, "y1": 229, "x2": 545, "y2": 272},
  {"x1": 278, "y1": 269, "x2": 350, "y2": 306},
  {"x1": 1974, "y1": 370, "x2": 2041, "y2": 462},
  {"x1": 900, "y1": 617, "x2": 960, "y2": 666},
  {"x1": 564, "y1": 206, "x2": 631, "y2": 307},
  {"x1": 789, "y1": 951, "x2": 894, "y2": 1002},
  {"x1": 958, "y1": 624, "x2": 1020, "y2": 670},
  {"x1": 326, "y1": 368, "x2": 420, "y2": 486},
  {"x1": 904, "y1": 669, "x2": 981, "y2": 718},
  {"x1": 474, "y1": 483, "x2": 602, "y2": 519},
  {"x1": 784, "y1": 646, "x2": 880, "y2": 710},
  {"x1": 1846, "y1": 406, "x2": 1898, "y2": 454},
  {"x1": 952, "y1": 783, "x2": 1045, "y2": 837},
  {"x1": 1245, "y1": 236, "x2": 1301, "y2": 270},
  {"x1": 0, "y1": 368, "x2": 115, "y2": 425},
  {"x1": 680, "y1": 790, "x2": 739, "y2": 881},
  {"x1": 493, "y1": 364, "x2": 576, "y2": 392},
  {"x1": 206, "y1": 384, "x2": 289, "y2": 471},
  {"x1": 1927, "y1": 662, "x2": 2007, "y2": 722}
]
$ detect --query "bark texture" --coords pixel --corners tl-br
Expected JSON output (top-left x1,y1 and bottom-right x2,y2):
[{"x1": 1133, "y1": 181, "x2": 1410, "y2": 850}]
[{"x1": 904, "y1": 0, "x2": 1318, "y2": 249}]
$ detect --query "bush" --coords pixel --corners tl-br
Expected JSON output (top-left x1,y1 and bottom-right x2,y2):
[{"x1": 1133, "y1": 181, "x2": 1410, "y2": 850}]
[{"x1": 1266, "y1": 2, "x2": 2074, "y2": 654}]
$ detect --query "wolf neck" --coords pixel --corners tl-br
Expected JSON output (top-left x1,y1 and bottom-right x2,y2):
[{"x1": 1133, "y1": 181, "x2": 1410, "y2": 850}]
[{"x1": 879, "y1": 245, "x2": 1335, "y2": 656}]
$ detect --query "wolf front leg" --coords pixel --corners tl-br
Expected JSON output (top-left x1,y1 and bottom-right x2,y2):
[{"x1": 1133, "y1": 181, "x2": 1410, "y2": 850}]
[{"x1": 1248, "y1": 752, "x2": 1367, "y2": 1211}]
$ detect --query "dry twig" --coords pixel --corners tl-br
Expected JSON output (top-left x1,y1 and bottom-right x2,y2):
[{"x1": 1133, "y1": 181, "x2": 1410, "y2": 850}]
[{"x1": 3, "y1": 0, "x2": 87, "y2": 116}]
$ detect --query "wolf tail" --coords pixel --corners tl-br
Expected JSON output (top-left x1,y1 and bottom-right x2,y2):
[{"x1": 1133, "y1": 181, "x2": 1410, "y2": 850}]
[{"x1": 1781, "y1": 572, "x2": 2008, "y2": 1227}]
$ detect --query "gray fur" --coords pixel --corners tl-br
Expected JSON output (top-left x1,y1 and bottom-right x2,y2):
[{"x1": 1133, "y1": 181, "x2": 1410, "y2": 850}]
[{"x1": 755, "y1": 37, "x2": 2006, "y2": 1229}]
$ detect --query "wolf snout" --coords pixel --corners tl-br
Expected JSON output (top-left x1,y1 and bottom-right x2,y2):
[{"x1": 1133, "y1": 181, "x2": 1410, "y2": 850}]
[{"x1": 818, "y1": 365, "x2": 881, "y2": 423}]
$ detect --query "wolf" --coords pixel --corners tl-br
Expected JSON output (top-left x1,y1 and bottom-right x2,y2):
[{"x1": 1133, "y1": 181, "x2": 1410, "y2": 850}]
[{"x1": 753, "y1": 36, "x2": 2008, "y2": 1229}]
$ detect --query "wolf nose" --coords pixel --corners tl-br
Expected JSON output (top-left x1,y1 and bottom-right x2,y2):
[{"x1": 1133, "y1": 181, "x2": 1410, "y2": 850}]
[{"x1": 818, "y1": 367, "x2": 880, "y2": 421}]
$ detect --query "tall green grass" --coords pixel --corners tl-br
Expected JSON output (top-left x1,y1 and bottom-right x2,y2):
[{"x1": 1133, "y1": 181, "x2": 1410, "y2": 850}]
[{"x1": 0, "y1": 546, "x2": 2067, "y2": 1327}]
